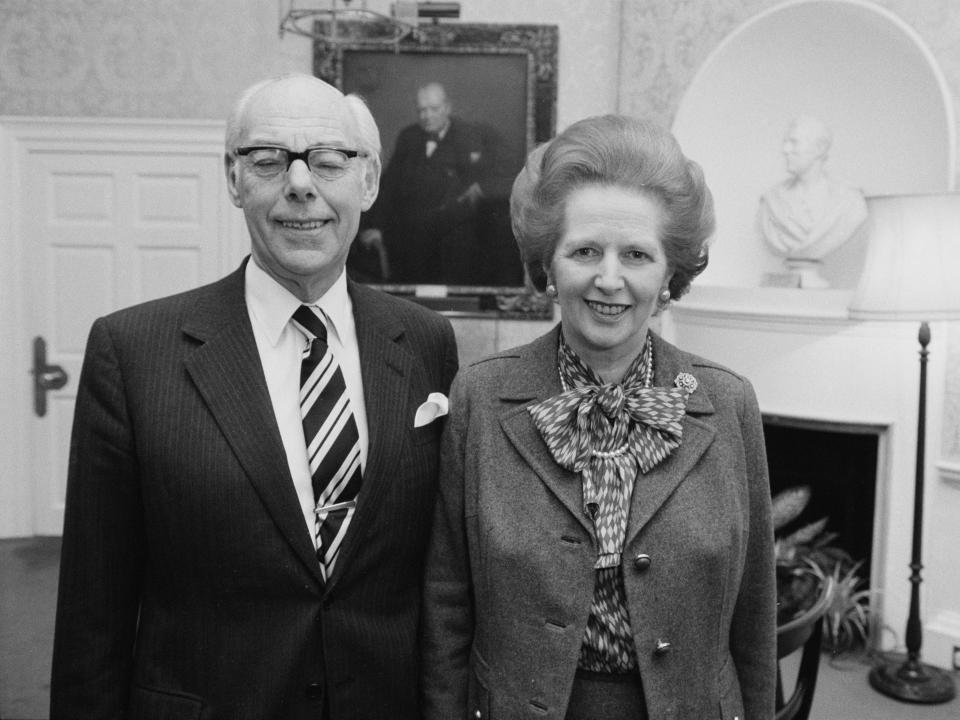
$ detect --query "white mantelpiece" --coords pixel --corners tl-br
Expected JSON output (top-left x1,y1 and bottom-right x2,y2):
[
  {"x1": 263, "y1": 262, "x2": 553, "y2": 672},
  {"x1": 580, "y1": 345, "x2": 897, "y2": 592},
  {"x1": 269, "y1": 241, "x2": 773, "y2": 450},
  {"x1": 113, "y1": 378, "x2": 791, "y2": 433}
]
[{"x1": 661, "y1": 284, "x2": 960, "y2": 669}]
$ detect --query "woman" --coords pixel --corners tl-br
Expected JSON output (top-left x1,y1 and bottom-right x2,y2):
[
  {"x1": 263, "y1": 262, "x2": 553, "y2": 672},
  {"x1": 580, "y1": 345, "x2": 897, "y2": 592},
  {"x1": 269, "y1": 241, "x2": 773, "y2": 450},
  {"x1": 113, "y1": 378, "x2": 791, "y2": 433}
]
[{"x1": 421, "y1": 115, "x2": 776, "y2": 719}]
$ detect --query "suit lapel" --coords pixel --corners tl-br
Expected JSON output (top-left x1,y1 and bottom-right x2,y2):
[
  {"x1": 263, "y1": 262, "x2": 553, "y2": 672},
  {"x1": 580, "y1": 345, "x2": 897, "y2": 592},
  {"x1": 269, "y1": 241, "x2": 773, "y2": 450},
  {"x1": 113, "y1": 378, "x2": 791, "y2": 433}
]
[
  {"x1": 323, "y1": 283, "x2": 415, "y2": 591},
  {"x1": 498, "y1": 328, "x2": 594, "y2": 536},
  {"x1": 500, "y1": 408, "x2": 592, "y2": 536},
  {"x1": 182, "y1": 264, "x2": 325, "y2": 586},
  {"x1": 624, "y1": 333, "x2": 717, "y2": 544},
  {"x1": 624, "y1": 418, "x2": 715, "y2": 545}
]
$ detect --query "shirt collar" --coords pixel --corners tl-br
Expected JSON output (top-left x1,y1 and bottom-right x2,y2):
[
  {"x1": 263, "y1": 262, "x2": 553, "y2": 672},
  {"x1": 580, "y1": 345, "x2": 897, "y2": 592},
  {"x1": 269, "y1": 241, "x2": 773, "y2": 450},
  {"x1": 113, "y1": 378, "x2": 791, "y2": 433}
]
[
  {"x1": 312, "y1": 270, "x2": 353, "y2": 346},
  {"x1": 425, "y1": 121, "x2": 449, "y2": 141},
  {"x1": 245, "y1": 259, "x2": 353, "y2": 346}
]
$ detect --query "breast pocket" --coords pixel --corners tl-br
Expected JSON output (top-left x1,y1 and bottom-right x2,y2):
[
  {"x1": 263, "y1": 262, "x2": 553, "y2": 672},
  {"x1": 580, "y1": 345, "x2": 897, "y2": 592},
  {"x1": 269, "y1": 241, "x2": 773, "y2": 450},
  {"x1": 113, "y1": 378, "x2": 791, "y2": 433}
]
[{"x1": 412, "y1": 416, "x2": 444, "y2": 446}]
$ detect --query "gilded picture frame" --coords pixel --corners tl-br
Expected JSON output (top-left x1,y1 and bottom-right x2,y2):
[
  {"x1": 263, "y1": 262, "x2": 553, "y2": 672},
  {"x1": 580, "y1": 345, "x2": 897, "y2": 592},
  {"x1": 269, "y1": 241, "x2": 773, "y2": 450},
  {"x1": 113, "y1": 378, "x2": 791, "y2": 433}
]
[{"x1": 314, "y1": 21, "x2": 558, "y2": 318}]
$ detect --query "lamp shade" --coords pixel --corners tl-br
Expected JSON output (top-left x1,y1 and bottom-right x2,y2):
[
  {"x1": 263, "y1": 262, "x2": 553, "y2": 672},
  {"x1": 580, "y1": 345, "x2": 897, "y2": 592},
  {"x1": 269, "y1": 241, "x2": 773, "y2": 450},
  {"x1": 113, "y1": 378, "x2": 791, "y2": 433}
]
[{"x1": 849, "y1": 192, "x2": 960, "y2": 321}]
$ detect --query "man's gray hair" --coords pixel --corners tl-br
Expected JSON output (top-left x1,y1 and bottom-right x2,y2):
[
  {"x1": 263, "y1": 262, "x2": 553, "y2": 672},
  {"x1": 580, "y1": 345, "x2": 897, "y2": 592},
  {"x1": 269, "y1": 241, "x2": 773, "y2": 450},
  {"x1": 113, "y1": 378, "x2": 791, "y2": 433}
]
[
  {"x1": 223, "y1": 74, "x2": 383, "y2": 169},
  {"x1": 344, "y1": 93, "x2": 382, "y2": 160},
  {"x1": 224, "y1": 77, "x2": 275, "y2": 156}
]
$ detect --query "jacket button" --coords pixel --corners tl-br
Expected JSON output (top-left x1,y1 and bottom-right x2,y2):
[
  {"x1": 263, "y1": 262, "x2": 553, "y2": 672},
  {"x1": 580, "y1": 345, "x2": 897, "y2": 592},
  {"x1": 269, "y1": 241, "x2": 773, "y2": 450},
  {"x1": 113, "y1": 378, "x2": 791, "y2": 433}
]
[
  {"x1": 633, "y1": 553, "x2": 652, "y2": 571},
  {"x1": 654, "y1": 639, "x2": 672, "y2": 655},
  {"x1": 304, "y1": 682, "x2": 324, "y2": 699}
]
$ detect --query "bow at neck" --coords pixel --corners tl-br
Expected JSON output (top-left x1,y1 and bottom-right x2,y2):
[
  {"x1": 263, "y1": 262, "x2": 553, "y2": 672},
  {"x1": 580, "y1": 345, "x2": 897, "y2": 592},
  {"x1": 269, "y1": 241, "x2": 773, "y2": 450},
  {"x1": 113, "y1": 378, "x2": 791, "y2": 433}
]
[
  {"x1": 528, "y1": 334, "x2": 690, "y2": 475},
  {"x1": 527, "y1": 333, "x2": 692, "y2": 568}
]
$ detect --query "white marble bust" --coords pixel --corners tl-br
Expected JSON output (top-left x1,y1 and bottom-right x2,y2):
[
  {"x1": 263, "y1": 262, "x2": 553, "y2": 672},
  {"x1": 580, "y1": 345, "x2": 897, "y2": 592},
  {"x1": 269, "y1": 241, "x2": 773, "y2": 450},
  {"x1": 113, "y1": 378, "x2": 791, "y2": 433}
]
[{"x1": 757, "y1": 116, "x2": 867, "y2": 281}]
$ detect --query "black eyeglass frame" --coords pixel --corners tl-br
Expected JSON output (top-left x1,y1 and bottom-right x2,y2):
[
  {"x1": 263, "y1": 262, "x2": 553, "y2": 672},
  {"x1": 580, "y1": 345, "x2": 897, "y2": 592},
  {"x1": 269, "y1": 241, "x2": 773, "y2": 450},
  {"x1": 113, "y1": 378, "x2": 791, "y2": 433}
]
[{"x1": 233, "y1": 145, "x2": 367, "y2": 176}]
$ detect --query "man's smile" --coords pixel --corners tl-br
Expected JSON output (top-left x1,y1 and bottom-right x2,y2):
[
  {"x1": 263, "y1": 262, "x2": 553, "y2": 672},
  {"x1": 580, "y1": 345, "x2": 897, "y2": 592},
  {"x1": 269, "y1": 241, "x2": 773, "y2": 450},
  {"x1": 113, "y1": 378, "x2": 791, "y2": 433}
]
[{"x1": 278, "y1": 219, "x2": 329, "y2": 230}]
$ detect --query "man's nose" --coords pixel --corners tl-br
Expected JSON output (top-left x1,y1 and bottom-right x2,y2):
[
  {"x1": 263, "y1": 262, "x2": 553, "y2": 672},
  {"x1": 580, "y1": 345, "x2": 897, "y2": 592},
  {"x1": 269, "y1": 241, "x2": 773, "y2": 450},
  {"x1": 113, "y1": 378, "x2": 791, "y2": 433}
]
[{"x1": 284, "y1": 159, "x2": 318, "y2": 201}]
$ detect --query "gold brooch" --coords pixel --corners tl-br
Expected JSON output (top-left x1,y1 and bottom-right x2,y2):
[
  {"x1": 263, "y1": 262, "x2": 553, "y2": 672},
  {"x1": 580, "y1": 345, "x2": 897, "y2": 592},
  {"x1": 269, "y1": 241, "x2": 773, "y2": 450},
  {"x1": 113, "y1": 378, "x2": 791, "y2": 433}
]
[{"x1": 674, "y1": 372, "x2": 698, "y2": 393}]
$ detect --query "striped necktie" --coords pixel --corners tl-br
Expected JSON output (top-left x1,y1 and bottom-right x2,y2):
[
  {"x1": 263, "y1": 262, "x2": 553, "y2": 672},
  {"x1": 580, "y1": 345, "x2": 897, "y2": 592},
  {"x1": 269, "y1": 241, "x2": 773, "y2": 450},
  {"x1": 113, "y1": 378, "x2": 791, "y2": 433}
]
[{"x1": 291, "y1": 305, "x2": 363, "y2": 581}]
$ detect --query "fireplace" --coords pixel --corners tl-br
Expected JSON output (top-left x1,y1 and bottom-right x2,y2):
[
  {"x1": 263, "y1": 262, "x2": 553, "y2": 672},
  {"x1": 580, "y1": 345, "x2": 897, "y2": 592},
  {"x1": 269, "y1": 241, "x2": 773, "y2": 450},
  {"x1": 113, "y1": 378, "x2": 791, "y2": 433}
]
[
  {"x1": 662, "y1": 285, "x2": 960, "y2": 668},
  {"x1": 764, "y1": 416, "x2": 880, "y2": 583}
]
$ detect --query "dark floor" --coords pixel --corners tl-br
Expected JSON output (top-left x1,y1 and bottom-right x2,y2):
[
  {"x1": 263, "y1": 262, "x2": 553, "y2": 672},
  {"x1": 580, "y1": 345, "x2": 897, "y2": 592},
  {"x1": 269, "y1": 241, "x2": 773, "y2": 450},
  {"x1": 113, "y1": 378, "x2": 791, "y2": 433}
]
[{"x1": 2, "y1": 536, "x2": 959, "y2": 719}]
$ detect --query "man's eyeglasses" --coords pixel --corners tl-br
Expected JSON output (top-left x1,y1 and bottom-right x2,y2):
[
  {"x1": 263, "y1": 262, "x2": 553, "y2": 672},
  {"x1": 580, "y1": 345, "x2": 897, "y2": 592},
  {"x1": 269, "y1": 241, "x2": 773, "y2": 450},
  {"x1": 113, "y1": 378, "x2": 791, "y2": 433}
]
[{"x1": 234, "y1": 146, "x2": 366, "y2": 180}]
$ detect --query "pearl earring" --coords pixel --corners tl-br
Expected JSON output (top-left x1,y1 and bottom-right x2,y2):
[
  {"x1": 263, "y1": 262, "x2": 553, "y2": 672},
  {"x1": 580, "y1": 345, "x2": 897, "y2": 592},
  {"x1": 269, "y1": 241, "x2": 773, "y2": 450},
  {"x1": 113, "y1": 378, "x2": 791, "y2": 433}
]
[
  {"x1": 546, "y1": 283, "x2": 557, "y2": 297},
  {"x1": 659, "y1": 289, "x2": 671, "y2": 303}
]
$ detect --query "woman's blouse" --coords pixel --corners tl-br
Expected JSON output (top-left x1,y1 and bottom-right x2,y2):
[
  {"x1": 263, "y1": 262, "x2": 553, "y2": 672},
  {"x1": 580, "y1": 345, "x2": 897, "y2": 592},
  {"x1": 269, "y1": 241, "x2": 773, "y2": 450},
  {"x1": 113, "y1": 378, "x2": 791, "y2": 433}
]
[{"x1": 528, "y1": 332, "x2": 691, "y2": 672}]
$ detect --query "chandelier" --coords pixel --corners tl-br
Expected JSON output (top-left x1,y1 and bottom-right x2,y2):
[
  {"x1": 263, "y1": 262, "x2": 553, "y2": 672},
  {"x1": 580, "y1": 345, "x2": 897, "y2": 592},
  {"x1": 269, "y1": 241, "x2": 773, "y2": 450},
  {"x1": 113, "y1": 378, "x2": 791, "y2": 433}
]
[{"x1": 279, "y1": 1, "x2": 461, "y2": 46}]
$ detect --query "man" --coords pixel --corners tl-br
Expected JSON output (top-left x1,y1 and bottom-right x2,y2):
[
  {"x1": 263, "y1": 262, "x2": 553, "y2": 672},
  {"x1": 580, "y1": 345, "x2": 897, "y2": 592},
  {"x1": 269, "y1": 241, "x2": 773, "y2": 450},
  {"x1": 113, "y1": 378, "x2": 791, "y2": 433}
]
[
  {"x1": 355, "y1": 82, "x2": 492, "y2": 285},
  {"x1": 50, "y1": 74, "x2": 459, "y2": 720},
  {"x1": 757, "y1": 115, "x2": 867, "y2": 264}
]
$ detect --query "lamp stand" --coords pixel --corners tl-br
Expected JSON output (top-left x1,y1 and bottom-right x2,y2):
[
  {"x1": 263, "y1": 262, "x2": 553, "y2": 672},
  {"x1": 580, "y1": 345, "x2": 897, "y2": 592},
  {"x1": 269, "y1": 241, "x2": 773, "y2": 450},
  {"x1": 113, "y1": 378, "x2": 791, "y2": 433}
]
[{"x1": 869, "y1": 321, "x2": 956, "y2": 703}]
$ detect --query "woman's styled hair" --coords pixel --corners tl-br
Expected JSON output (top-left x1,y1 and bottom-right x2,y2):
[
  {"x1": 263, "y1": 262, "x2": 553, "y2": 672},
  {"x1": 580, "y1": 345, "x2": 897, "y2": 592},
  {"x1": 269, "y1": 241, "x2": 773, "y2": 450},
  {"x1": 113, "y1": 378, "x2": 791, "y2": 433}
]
[{"x1": 510, "y1": 114, "x2": 714, "y2": 299}]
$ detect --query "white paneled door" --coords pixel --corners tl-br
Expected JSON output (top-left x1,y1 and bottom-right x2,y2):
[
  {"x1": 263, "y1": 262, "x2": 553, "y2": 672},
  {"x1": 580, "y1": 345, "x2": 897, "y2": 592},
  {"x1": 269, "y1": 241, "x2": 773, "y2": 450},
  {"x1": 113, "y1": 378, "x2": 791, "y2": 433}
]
[{"x1": 1, "y1": 119, "x2": 242, "y2": 536}]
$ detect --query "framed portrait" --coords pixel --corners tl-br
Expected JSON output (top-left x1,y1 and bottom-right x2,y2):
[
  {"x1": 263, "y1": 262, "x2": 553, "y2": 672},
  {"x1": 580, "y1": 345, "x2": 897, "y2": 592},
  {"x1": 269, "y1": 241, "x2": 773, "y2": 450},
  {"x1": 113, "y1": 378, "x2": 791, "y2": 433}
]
[{"x1": 314, "y1": 22, "x2": 558, "y2": 318}]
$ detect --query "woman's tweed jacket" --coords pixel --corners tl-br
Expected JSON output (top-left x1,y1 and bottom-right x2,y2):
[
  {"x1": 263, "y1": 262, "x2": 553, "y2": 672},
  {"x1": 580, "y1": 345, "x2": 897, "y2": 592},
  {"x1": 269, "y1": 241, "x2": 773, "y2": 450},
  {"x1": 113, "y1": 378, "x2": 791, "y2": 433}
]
[{"x1": 422, "y1": 326, "x2": 776, "y2": 720}]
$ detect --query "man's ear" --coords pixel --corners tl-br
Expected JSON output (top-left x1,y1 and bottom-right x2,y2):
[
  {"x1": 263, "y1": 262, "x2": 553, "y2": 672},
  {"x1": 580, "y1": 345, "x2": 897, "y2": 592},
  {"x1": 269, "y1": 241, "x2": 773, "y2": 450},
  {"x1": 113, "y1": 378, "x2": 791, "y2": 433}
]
[
  {"x1": 360, "y1": 154, "x2": 381, "y2": 211},
  {"x1": 225, "y1": 153, "x2": 242, "y2": 208}
]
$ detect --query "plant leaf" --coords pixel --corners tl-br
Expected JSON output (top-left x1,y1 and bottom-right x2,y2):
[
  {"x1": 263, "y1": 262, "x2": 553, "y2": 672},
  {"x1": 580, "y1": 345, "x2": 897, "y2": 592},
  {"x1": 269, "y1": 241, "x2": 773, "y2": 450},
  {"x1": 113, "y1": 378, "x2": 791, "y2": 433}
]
[
  {"x1": 782, "y1": 517, "x2": 828, "y2": 546},
  {"x1": 811, "y1": 531, "x2": 840, "y2": 549},
  {"x1": 772, "y1": 486, "x2": 811, "y2": 530}
]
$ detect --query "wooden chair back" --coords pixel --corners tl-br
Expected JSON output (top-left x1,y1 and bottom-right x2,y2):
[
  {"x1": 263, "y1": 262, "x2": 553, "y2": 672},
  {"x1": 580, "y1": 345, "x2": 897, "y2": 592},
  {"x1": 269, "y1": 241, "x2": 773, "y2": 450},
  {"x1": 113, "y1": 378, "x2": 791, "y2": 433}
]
[{"x1": 775, "y1": 577, "x2": 832, "y2": 720}]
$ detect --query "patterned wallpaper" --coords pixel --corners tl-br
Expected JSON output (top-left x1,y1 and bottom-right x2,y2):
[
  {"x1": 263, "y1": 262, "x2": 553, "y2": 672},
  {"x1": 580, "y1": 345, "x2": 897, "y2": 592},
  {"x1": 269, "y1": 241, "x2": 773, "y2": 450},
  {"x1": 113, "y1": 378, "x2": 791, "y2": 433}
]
[
  {"x1": 0, "y1": 0, "x2": 622, "y2": 128},
  {"x1": 0, "y1": 0, "x2": 306, "y2": 119}
]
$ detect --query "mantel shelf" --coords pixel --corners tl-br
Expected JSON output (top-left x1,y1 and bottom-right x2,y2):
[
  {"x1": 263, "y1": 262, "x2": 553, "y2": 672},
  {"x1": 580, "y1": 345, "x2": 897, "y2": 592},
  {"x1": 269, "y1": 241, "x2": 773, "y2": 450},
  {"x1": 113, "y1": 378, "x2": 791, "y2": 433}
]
[{"x1": 669, "y1": 285, "x2": 854, "y2": 323}]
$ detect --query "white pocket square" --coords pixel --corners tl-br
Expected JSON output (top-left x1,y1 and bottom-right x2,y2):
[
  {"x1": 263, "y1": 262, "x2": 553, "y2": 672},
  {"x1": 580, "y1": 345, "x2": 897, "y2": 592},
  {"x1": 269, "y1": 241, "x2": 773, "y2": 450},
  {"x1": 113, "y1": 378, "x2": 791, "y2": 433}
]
[{"x1": 414, "y1": 392, "x2": 449, "y2": 428}]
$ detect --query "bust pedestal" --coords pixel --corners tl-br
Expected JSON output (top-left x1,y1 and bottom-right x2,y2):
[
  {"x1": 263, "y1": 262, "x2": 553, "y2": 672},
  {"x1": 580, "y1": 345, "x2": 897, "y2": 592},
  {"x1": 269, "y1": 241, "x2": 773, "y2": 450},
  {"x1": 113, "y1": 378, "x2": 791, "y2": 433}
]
[{"x1": 762, "y1": 258, "x2": 829, "y2": 289}]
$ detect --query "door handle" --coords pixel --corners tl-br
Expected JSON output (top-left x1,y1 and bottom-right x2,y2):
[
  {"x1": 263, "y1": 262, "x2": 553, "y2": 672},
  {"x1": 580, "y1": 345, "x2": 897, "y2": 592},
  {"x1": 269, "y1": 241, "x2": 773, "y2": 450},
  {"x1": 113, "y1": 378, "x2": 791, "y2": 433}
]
[{"x1": 32, "y1": 336, "x2": 69, "y2": 417}]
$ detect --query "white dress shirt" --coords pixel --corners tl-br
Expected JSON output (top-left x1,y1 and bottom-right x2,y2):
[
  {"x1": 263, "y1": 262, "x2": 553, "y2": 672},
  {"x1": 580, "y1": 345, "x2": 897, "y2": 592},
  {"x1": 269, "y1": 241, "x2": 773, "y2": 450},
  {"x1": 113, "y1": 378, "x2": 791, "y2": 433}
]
[
  {"x1": 245, "y1": 259, "x2": 369, "y2": 546},
  {"x1": 425, "y1": 123, "x2": 448, "y2": 157}
]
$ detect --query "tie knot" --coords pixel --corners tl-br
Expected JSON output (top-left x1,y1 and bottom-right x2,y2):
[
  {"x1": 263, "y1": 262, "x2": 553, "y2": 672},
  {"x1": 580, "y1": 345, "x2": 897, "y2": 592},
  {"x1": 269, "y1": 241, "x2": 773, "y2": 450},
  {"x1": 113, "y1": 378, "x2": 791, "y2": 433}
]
[{"x1": 292, "y1": 305, "x2": 328, "y2": 343}]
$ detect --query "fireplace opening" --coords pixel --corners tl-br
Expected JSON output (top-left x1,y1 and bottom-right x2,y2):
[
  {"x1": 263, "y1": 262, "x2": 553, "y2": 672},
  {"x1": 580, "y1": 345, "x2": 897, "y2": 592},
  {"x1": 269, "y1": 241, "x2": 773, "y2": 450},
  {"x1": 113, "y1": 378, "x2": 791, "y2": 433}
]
[{"x1": 763, "y1": 416, "x2": 880, "y2": 583}]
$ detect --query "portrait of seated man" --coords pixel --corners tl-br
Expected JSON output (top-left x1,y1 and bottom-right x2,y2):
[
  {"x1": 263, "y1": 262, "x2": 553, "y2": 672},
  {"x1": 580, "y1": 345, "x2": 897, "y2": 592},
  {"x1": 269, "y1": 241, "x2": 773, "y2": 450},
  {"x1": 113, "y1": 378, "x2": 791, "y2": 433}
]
[{"x1": 350, "y1": 81, "x2": 519, "y2": 287}]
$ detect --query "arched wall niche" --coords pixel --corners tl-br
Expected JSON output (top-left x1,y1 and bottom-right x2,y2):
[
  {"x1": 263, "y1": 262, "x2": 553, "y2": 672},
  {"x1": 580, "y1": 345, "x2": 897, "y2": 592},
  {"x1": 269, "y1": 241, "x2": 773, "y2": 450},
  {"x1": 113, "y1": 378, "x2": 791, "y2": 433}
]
[{"x1": 672, "y1": 0, "x2": 955, "y2": 288}]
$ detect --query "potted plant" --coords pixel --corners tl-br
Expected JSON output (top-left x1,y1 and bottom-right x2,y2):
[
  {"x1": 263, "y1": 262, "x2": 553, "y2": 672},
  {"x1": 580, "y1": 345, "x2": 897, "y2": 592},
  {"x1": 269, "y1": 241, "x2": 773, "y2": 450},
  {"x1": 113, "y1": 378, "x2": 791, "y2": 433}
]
[
  {"x1": 772, "y1": 485, "x2": 872, "y2": 654},
  {"x1": 807, "y1": 558, "x2": 872, "y2": 655}
]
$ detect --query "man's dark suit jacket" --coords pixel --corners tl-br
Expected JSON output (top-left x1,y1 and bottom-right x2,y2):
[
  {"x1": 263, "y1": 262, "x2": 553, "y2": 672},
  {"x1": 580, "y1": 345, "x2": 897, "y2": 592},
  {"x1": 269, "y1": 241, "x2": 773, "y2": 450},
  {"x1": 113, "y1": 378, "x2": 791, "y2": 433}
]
[{"x1": 50, "y1": 260, "x2": 459, "y2": 720}]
